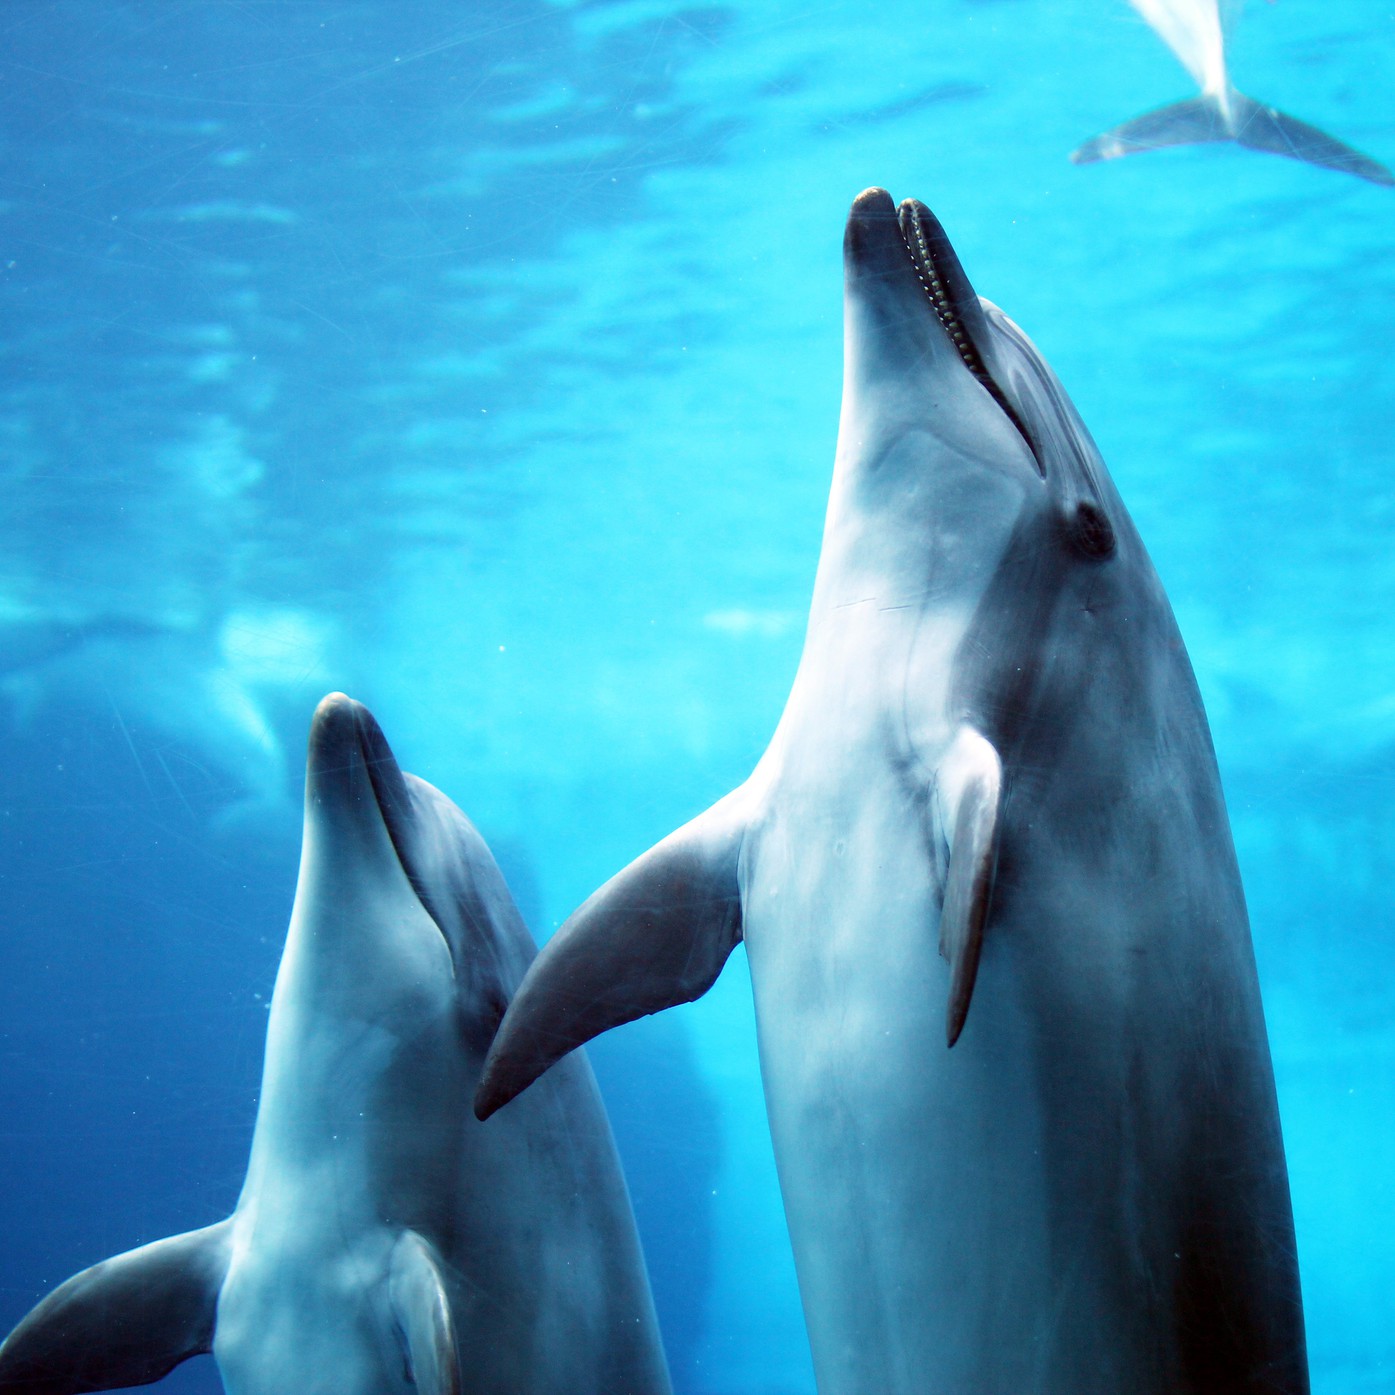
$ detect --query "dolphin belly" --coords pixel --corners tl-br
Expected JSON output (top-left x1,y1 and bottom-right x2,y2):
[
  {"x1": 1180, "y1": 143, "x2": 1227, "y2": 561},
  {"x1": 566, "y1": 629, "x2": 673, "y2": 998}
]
[{"x1": 746, "y1": 791, "x2": 1057, "y2": 1393}]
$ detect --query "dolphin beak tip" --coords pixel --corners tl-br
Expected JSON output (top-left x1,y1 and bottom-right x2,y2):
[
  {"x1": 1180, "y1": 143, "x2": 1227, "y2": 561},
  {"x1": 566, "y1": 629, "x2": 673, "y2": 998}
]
[
  {"x1": 311, "y1": 691, "x2": 361, "y2": 733},
  {"x1": 850, "y1": 186, "x2": 894, "y2": 217},
  {"x1": 305, "y1": 693, "x2": 379, "y2": 798}
]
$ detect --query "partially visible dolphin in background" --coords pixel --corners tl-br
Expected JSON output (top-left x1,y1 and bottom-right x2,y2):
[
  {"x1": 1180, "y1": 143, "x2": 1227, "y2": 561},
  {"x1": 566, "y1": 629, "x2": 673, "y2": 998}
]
[
  {"x1": 1073, "y1": 0, "x2": 1393, "y2": 185},
  {"x1": 0, "y1": 694, "x2": 671, "y2": 1395},
  {"x1": 0, "y1": 603, "x2": 296, "y2": 836},
  {"x1": 477, "y1": 189, "x2": 1309, "y2": 1394}
]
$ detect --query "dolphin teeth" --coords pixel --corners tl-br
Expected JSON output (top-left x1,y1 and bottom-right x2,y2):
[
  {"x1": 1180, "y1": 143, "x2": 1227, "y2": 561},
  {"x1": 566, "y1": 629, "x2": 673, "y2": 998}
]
[
  {"x1": 899, "y1": 208, "x2": 982, "y2": 381},
  {"x1": 897, "y1": 201, "x2": 1041, "y2": 474}
]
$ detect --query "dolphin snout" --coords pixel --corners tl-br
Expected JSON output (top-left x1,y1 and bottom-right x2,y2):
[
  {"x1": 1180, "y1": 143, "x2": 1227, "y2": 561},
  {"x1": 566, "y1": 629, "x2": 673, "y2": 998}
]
[
  {"x1": 306, "y1": 691, "x2": 367, "y2": 781},
  {"x1": 849, "y1": 185, "x2": 895, "y2": 221},
  {"x1": 843, "y1": 186, "x2": 906, "y2": 276},
  {"x1": 306, "y1": 690, "x2": 417, "y2": 838}
]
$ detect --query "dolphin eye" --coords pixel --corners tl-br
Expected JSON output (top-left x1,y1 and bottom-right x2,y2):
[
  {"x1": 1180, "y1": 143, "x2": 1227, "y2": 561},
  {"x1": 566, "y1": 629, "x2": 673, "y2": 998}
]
[{"x1": 1070, "y1": 500, "x2": 1115, "y2": 560}]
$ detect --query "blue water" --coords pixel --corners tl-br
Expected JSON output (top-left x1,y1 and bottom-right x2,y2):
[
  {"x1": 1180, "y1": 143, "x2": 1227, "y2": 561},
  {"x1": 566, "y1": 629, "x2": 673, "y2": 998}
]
[{"x1": 0, "y1": 3, "x2": 1391, "y2": 1392}]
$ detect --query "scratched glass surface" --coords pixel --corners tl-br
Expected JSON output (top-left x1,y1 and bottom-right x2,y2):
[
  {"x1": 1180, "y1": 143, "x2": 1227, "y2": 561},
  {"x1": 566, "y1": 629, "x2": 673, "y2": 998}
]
[{"x1": 0, "y1": 4, "x2": 1391, "y2": 1393}]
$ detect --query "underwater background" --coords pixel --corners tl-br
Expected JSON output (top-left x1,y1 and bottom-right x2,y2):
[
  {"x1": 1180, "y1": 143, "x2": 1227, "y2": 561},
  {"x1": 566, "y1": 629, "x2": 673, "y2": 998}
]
[{"x1": 0, "y1": 2, "x2": 1391, "y2": 1391}]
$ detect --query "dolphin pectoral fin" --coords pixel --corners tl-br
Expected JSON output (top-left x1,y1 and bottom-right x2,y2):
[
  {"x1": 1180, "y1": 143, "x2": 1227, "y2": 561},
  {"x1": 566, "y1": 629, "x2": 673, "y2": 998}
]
[
  {"x1": 0, "y1": 1219, "x2": 232, "y2": 1394},
  {"x1": 936, "y1": 729, "x2": 1002, "y2": 1048},
  {"x1": 1071, "y1": 95, "x2": 1230, "y2": 164},
  {"x1": 389, "y1": 1232, "x2": 460, "y2": 1395},
  {"x1": 475, "y1": 789, "x2": 748, "y2": 1120},
  {"x1": 1226, "y1": 90, "x2": 1395, "y2": 186}
]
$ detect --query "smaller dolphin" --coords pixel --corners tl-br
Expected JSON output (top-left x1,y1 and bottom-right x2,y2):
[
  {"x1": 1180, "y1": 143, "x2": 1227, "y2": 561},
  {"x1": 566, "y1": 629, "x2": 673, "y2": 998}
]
[
  {"x1": 0, "y1": 694, "x2": 670, "y2": 1395},
  {"x1": 1073, "y1": 0, "x2": 1392, "y2": 185}
]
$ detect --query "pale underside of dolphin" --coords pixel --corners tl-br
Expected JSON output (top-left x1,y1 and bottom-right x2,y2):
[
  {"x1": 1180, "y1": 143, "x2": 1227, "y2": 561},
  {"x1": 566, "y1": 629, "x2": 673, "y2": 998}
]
[
  {"x1": 0, "y1": 695, "x2": 670, "y2": 1395},
  {"x1": 1073, "y1": 0, "x2": 1393, "y2": 185},
  {"x1": 477, "y1": 190, "x2": 1310, "y2": 1393}
]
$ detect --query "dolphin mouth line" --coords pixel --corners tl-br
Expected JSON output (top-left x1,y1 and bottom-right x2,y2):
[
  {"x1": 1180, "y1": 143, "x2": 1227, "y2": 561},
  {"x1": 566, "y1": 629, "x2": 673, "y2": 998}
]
[
  {"x1": 362, "y1": 741, "x2": 410, "y2": 876},
  {"x1": 351, "y1": 710, "x2": 449, "y2": 943},
  {"x1": 896, "y1": 199, "x2": 1039, "y2": 471}
]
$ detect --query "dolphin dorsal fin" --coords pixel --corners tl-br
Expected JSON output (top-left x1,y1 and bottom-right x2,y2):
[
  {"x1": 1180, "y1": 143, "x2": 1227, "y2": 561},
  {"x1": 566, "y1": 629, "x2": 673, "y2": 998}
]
[
  {"x1": 475, "y1": 788, "x2": 749, "y2": 1120},
  {"x1": 936, "y1": 728, "x2": 1003, "y2": 1047},
  {"x1": 0, "y1": 1219, "x2": 232, "y2": 1393},
  {"x1": 389, "y1": 1232, "x2": 460, "y2": 1395}
]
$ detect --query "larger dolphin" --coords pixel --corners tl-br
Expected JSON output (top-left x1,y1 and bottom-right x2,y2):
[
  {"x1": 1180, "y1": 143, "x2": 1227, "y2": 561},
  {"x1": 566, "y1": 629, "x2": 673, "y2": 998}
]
[
  {"x1": 476, "y1": 190, "x2": 1309, "y2": 1394},
  {"x1": 0, "y1": 694, "x2": 671, "y2": 1395}
]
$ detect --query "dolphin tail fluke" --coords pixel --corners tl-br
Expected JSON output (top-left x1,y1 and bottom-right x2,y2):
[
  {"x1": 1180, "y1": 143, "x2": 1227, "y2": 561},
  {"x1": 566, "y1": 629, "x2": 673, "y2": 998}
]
[
  {"x1": 936, "y1": 729, "x2": 1002, "y2": 1048},
  {"x1": 1071, "y1": 94, "x2": 1230, "y2": 165},
  {"x1": 0, "y1": 1220, "x2": 232, "y2": 1394},
  {"x1": 1072, "y1": 90, "x2": 1394, "y2": 186},
  {"x1": 474, "y1": 789, "x2": 749, "y2": 1121},
  {"x1": 1226, "y1": 90, "x2": 1394, "y2": 186}
]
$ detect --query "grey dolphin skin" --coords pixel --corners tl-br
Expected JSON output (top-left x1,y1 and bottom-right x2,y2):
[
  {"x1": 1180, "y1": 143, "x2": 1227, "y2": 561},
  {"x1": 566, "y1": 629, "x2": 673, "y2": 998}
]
[
  {"x1": 1072, "y1": 0, "x2": 1392, "y2": 185},
  {"x1": 477, "y1": 189, "x2": 1309, "y2": 1394},
  {"x1": 0, "y1": 695, "x2": 670, "y2": 1395}
]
